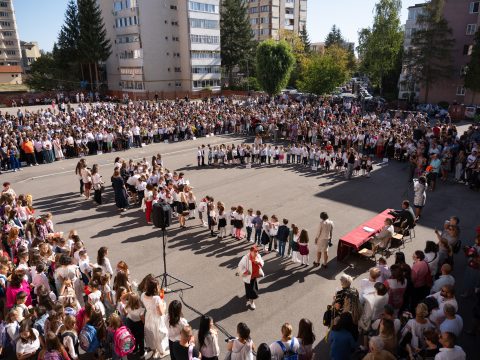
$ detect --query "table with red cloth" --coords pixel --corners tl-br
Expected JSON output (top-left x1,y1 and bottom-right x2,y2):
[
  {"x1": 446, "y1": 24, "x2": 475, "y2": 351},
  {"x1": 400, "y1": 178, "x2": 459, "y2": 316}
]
[{"x1": 337, "y1": 209, "x2": 395, "y2": 261}]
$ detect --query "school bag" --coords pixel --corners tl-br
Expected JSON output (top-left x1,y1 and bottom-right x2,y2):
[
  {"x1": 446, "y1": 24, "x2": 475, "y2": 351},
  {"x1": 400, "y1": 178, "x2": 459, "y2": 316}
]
[
  {"x1": 43, "y1": 350, "x2": 64, "y2": 360},
  {"x1": 276, "y1": 338, "x2": 298, "y2": 360},
  {"x1": 114, "y1": 325, "x2": 135, "y2": 357},
  {"x1": 79, "y1": 324, "x2": 100, "y2": 353}
]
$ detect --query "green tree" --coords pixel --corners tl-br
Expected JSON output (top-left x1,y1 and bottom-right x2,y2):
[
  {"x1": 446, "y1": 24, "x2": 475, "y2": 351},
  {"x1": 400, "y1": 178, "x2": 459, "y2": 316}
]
[
  {"x1": 465, "y1": 30, "x2": 480, "y2": 103},
  {"x1": 78, "y1": 0, "x2": 111, "y2": 90},
  {"x1": 55, "y1": 0, "x2": 82, "y2": 89},
  {"x1": 299, "y1": 24, "x2": 311, "y2": 53},
  {"x1": 256, "y1": 40, "x2": 295, "y2": 95},
  {"x1": 325, "y1": 25, "x2": 344, "y2": 48},
  {"x1": 221, "y1": 0, "x2": 256, "y2": 86},
  {"x1": 403, "y1": 0, "x2": 455, "y2": 103},
  {"x1": 357, "y1": 0, "x2": 403, "y2": 95},
  {"x1": 279, "y1": 30, "x2": 308, "y2": 88},
  {"x1": 24, "y1": 53, "x2": 60, "y2": 91},
  {"x1": 298, "y1": 48, "x2": 350, "y2": 95}
]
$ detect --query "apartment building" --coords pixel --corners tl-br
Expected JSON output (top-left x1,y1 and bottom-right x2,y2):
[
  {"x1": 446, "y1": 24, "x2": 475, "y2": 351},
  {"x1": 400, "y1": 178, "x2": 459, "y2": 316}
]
[
  {"x1": 398, "y1": 3, "x2": 426, "y2": 101},
  {"x1": 99, "y1": 0, "x2": 221, "y2": 94},
  {"x1": 21, "y1": 41, "x2": 41, "y2": 73},
  {"x1": 422, "y1": 0, "x2": 480, "y2": 104},
  {"x1": 247, "y1": 0, "x2": 307, "y2": 41},
  {"x1": 0, "y1": 0, "x2": 22, "y2": 83}
]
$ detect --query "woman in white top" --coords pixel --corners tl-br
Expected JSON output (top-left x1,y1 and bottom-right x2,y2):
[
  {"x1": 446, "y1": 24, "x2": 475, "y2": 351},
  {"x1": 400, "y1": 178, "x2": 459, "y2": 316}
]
[
  {"x1": 88, "y1": 280, "x2": 106, "y2": 317},
  {"x1": 96, "y1": 246, "x2": 113, "y2": 277},
  {"x1": 166, "y1": 300, "x2": 189, "y2": 360},
  {"x1": 54, "y1": 254, "x2": 84, "y2": 307},
  {"x1": 91, "y1": 164, "x2": 104, "y2": 205},
  {"x1": 141, "y1": 278, "x2": 169, "y2": 358},
  {"x1": 269, "y1": 323, "x2": 300, "y2": 360},
  {"x1": 413, "y1": 176, "x2": 427, "y2": 220},
  {"x1": 291, "y1": 224, "x2": 301, "y2": 263},
  {"x1": 227, "y1": 322, "x2": 254, "y2": 360},
  {"x1": 400, "y1": 303, "x2": 435, "y2": 351},
  {"x1": 16, "y1": 321, "x2": 41, "y2": 360},
  {"x1": 80, "y1": 163, "x2": 92, "y2": 199},
  {"x1": 198, "y1": 315, "x2": 220, "y2": 360}
]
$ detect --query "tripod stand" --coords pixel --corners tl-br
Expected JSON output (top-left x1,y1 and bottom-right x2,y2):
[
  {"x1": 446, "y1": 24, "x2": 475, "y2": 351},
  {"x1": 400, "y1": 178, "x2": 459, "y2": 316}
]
[{"x1": 158, "y1": 228, "x2": 193, "y2": 293}]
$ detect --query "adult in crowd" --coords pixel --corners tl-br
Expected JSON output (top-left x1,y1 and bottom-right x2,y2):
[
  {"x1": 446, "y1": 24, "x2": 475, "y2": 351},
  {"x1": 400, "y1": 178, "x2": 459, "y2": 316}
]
[
  {"x1": 237, "y1": 245, "x2": 264, "y2": 310},
  {"x1": 313, "y1": 211, "x2": 334, "y2": 268}
]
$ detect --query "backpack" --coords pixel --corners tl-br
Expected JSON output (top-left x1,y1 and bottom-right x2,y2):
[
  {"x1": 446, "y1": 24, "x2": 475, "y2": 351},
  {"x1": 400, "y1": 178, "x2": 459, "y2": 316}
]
[
  {"x1": 276, "y1": 338, "x2": 298, "y2": 360},
  {"x1": 0, "y1": 274, "x2": 6, "y2": 297},
  {"x1": 43, "y1": 351, "x2": 64, "y2": 360},
  {"x1": 114, "y1": 326, "x2": 135, "y2": 357},
  {"x1": 79, "y1": 324, "x2": 100, "y2": 353}
]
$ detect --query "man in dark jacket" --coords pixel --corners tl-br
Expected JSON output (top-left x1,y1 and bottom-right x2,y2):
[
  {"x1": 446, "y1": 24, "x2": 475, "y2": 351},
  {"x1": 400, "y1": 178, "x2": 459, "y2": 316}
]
[
  {"x1": 390, "y1": 200, "x2": 416, "y2": 230},
  {"x1": 277, "y1": 218, "x2": 290, "y2": 257}
]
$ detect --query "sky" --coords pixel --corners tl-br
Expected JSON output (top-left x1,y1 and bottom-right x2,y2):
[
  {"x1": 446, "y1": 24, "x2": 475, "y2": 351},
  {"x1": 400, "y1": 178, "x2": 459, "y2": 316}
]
[{"x1": 14, "y1": 0, "x2": 426, "y2": 52}]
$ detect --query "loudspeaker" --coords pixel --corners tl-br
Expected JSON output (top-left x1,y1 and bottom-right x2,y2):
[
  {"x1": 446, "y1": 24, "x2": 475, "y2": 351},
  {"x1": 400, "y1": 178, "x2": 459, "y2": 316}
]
[{"x1": 152, "y1": 202, "x2": 172, "y2": 229}]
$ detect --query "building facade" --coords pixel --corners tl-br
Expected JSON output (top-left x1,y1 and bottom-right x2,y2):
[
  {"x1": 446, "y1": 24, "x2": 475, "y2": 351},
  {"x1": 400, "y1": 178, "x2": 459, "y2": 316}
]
[
  {"x1": 247, "y1": 0, "x2": 307, "y2": 41},
  {"x1": 398, "y1": 3, "x2": 426, "y2": 101},
  {"x1": 20, "y1": 41, "x2": 41, "y2": 73},
  {"x1": 0, "y1": 0, "x2": 22, "y2": 68},
  {"x1": 99, "y1": 0, "x2": 221, "y2": 94},
  {"x1": 421, "y1": 0, "x2": 480, "y2": 105}
]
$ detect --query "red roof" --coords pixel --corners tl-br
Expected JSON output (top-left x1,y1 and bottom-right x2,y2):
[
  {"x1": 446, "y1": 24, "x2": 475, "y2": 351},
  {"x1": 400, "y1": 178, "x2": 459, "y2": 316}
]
[{"x1": 0, "y1": 66, "x2": 22, "y2": 73}]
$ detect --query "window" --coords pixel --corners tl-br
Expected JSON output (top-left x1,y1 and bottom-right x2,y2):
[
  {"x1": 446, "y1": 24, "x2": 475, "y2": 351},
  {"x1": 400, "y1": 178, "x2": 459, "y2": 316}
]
[
  {"x1": 0, "y1": 21, "x2": 10, "y2": 26},
  {"x1": 192, "y1": 79, "x2": 220, "y2": 88},
  {"x1": 249, "y1": 7, "x2": 258, "y2": 14},
  {"x1": 191, "y1": 50, "x2": 220, "y2": 59},
  {"x1": 470, "y1": 1, "x2": 479, "y2": 13},
  {"x1": 170, "y1": 5, "x2": 177, "y2": 10},
  {"x1": 191, "y1": 66, "x2": 221, "y2": 74},
  {"x1": 0, "y1": 11, "x2": 8, "y2": 16},
  {"x1": 120, "y1": 67, "x2": 143, "y2": 75},
  {"x1": 174, "y1": 67, "x2": 181, "y2": 72},
  {"x1": 464, "y1": 44, "x2": 474, "y2": 55},
  {"x1": 190, "y1": 34, "x2": 220, "y2": 44},
  {"x1": 456, "y1": 86, "x2": 466, "y2": 96},
  {"x1": 0, "y1": 2, "x2": 8, "y2": 8},
  {"x1": 5, "y1": 50, "x2": 15, "y2": 55},
  {"x1": 466, "y1": 24, "x2": 477, "y2": 35},
  {"x1": 460, "y1": 65, "x2": 469, "y2": 76},
  {"x1": 114, "y1": 1, "x2": 122, "y2": 11},
  {"x1": 175, "y1": 81, "x2": 182, "y2": 88},
  {"x1": 189, "y1": 2, "x2": 217, "y2": 13},
  {"x1": 190, "y1": 18, "x2": 219, "y2": 29},
  {"x1": 4, "y1": 40, "x2": 13, "y2": 46},
  {"x1": 260, "y1": 5, "x2": 269, "y2": 12},
  {"x1": 3, "y1": 31, "x2": 12, "y2": 36}
]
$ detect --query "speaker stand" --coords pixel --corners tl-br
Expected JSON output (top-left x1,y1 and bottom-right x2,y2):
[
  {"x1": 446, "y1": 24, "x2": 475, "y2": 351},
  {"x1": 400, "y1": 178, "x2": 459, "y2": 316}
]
[{"x1": 157, "y1": 228, "x2": 194, "y2": 293}]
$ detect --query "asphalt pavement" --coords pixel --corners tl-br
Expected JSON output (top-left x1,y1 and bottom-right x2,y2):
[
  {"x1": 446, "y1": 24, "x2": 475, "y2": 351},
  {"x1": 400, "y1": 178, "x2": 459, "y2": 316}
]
[{"x1": 3, "y1": 130, "x2": 479, "y2": 359}]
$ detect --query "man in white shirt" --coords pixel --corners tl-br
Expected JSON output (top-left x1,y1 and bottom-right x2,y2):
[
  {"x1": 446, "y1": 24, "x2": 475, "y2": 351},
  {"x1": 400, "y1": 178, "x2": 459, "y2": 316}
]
[
  {"x1": 434, "y1": 332, "x2": 466, "y2": 360},
  {"x1": 431, "y1": 264, "x2": 455, "y2": 294},
  {"x1": 439, "y1": 304, "x2": 463, "y2": 337},
  {"x1": 314, "y1": 212, "x2": 334, "y2": 268},
  {"x1": 428, "y1": 285, "x2": 458, "y2": 326}
]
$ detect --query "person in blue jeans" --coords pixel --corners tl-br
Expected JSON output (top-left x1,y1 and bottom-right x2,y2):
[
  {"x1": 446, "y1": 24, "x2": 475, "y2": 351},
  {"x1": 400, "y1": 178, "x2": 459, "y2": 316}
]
[
  {"x1": 8, "y1": 145, "x2": 20, "y2": 172},
  {"x1": 277, "y1": 218, "x2": 290, "y2": 257},
  {"x1": 251, "y1": 210, "x2": 263, "y2": 245}
]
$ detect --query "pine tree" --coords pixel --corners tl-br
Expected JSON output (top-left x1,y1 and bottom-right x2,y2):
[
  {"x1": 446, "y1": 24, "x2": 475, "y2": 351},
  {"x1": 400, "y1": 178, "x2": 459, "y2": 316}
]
[
  {"x1": 299, "y1": 25, "x2": 311, "y2": 53},
  {"x1": 78, "y1": 0, "x2": 111, "y2": 90},
  {"x1": 57, "y1": 0, "x2": 80, "y2": 64},
  {"x1": 325, "y1": 25, "x2": 344, "y2": 48},
  {"x1": 221, "y1": 0, "x2": 255, "y2": 86},
  {"x1": 55, "y1": 0, "x2": 82, "y2": 87},
  {"x1": 403, "y1": 0, "x2": 455, "y2": 103},
  {"x1": 465, "y1": 30, "x2": 480, "y2": 103}
]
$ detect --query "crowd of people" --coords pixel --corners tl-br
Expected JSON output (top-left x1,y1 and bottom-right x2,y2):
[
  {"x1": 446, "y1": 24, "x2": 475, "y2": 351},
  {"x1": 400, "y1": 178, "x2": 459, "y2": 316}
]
[
  {"x1": 323, "y1": 214, "x2": 480, "y2": 360},
  {"x1": 1, "y1": 96, "x2": 478, "y2": 190}
]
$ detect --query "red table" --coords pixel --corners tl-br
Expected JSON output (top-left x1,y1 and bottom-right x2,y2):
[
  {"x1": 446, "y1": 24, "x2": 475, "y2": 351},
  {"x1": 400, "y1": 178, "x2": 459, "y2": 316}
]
[{"x1": 337, "y1": 209, "x2": 394, "y2": 261}]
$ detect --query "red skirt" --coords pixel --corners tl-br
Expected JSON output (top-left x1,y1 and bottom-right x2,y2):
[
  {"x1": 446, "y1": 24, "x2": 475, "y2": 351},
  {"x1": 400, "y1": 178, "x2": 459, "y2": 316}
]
[{"x1": 145, "y1": 200, "x2": 153, "y2": 222}]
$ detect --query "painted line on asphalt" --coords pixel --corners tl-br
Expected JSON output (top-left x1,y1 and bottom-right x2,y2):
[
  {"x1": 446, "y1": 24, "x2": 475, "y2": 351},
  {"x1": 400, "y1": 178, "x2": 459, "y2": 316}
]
[{"x1": 17, "y1": 136, "x2": 247, "y2": 183}]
